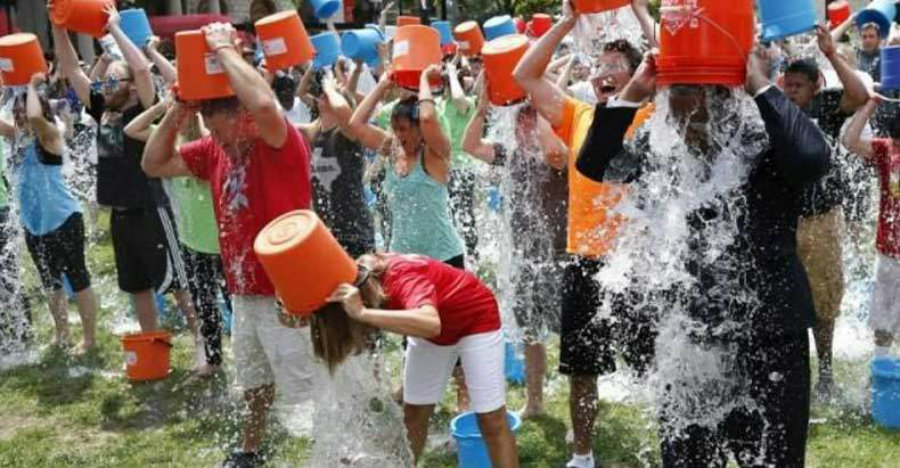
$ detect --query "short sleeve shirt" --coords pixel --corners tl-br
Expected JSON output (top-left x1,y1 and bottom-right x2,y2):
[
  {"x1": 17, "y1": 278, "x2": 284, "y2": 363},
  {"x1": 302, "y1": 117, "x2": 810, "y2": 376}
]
[
  {"x1": 871, "y1": 139, "x2": 900, "y2": 258},
  {"x1": 800, "y1": 89, "x2": 851, "y2": 216}
]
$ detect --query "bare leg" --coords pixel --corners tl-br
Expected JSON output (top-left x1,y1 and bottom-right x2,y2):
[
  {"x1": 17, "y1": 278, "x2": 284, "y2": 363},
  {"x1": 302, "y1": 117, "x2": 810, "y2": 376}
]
[
  {"x1": 814, "y1": 318, "x2": 836, "y2": 396},
  {"x1": 477, "y1": 406, "x2": 520, "y2": 468},
  {"x1": 570, "y1": 374, "x2": 599, "y2": 457},
  {"x1": 132, "y1": 290, "x2": 158, "y2": 332},
  {"x1": 522, "y1": 342, "x2": 547, "y2": 418},
  {"x1": 403, "y1": 403, "x2": 435, "y2": 465},
  {"x1": 453, "y1": 365, "x2": 470, "y2": 413},
  {"x1": 74, "y1": 287, "x2": 98, "y2": 351},
  {"x1": 242, "y1": 384, "x2": 276, "y2": 453},
  {"x1": 173, "y1": 289, "x2": 199, "y2": 336},
  {"x1": 48, "y1": 289, "x2": 70, "y2": 346}
]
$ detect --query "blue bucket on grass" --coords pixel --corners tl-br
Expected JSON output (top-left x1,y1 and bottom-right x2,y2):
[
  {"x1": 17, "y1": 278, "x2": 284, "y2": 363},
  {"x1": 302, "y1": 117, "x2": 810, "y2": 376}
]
[
  {"x1": 757, "y1": 0, "x2": 817, "y2": 41},
  {"x1": 311, "y1": 32, "x2": 341, "y2": 70},
  {"x1": 872, "y1": 357, "x2": 900, "y2": 429},
  {"x1": 856, "y1": 0, "x2": 897, "y2": 39},
  {"x1": 120, "y1": 8, "x2": 153, "y2": 48},
  {"x1": 505, "y1": 341, "x2": 526, "y2": 384},
  {"x1": 451, "y1": 411, "x2": 522, "y2": 468},
  {"x1": 483, "y1": 15, "x2": 517, "y2": 41},
  {"x1": 432, "y1": 21, "x2": 454, "y2": 45},
  {"x1": 342, "y1": 29, "x2": 382, "y2": 66},
  {"x1": 881, "y1": 46, "x2": 900, "y2": 91},
  {"x1": 310, "y1": 0, "x2": 342, "y2": 20}
]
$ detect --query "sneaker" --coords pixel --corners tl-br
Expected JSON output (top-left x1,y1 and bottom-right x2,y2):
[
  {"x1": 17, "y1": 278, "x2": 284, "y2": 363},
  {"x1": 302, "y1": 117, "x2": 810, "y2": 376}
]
[{"x1": 220, "y1": 451, "x2": 263, "y2": 468}]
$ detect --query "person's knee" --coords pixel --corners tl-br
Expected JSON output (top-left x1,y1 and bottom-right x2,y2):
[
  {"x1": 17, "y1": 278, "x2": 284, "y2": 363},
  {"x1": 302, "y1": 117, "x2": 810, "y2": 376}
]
[
  {"x1": 476, "y1": 409, "x2": 509, "y2": 439},
  {"x1": 245, "y1": 384, "x2": 275, "y2": 410},
  {"x1": 403, "y1": 404, "x2": 432, "y2": 430}
]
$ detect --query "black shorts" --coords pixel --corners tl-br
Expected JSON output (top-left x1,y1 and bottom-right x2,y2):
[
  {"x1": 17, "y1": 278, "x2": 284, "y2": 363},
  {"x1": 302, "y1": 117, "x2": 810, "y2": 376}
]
[
  {"x1": 25, "y1": 213, "x2": 91, "y2": 292},
  {"x1": 111, "y1": 206, "x2": 187, "y2": 295},
  {"x1": 560, "y1": 256, "x2": 616, "y2": 376},
  {"x1": 512, "y1": 254, "x2": 564, "y2": 344}
]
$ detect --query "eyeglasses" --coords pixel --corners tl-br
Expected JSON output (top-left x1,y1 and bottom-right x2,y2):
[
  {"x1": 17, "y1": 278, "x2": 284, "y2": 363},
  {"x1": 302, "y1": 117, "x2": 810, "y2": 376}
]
[
  {"x1": 90, "y1": 76, "x2": 132, "y2": 94},
  {"x1": 590, "y1": 61, "x2": 630, "y2": 79}
]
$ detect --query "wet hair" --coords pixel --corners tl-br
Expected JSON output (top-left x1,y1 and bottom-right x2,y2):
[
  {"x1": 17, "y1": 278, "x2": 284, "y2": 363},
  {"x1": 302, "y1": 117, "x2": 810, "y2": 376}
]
[
  {"x1": 603, "y1": 40, "x2": 642, "y2": 74},
  {"x1": 199, "y1": 96, "x2": 241, "y2": 117},
  {"x1": 784, "y1": 58, "x2": 820, "y2": 84},
  {"x1": 390, "y1": 96, "x2": 420, "y2": 126},
  {"x1": 861, "y1": 22, "x2": 881, "y2": 34}
]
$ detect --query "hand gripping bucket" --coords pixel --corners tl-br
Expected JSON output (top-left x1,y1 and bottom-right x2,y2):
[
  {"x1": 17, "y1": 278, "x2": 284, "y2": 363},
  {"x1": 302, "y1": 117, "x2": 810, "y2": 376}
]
[
  {"x1": 827, "y1": 0, "x2": 852, "y2": 30},
  {"x1": 309, "y1": 0, "x2": 342, "y2": 20},
  {"x1": 121, "y1": 331, "x2": 172, "y2": 381},
  {"x1": 255, "y1": 211, "x2": 358, "y2": 316},
  {"x1": 255, "y1": 11, "x2": 315, "y2": 71},
  {"x1": 49, "y1": 0, "x2": 114, "y2": 38},
  {"x1": 0, "y1": 34, "x2": 49, "y2": 87},
  {"x1": 658, "y1": 0, "x2": 755, "y2": 87},
  {"x1": 856, "y1": 0, "x2": 897, "y2": 39},
  {"x1": 342, "y1": 29, "x2": 383, "y2": 66},
  {"x1": 881, "y1": 46, "x2": 900, "y2": 91},
  {"x1": 572, "y1": 0, "x2": 630, "y2": 15},
  {"x1": 757, "y1": 0, "x2": 817, "y2": 41},
  {"x1": 391, "y1": 25, "x2": 442, "y2": 90},
  {"x1": 483, "y1": 15, "x2": 518, "y2": 41},
  {"x1": 311, "y1": 32, "x2": 341, "y2": 70},
  {"x1": 455, "y1": 21, "x2": 485, "y2": 56},
  {"x1": 451, "y1": 411, "x2": 522, "y2": 468},
  {"x1": 871, "y1": 357, "x2": 900, "y2": 429},
  {"x1": 397, "y1": 15, "x2": 422, "y2": 27},
  {"x1": 432, "y1": 21, "x2": 455, "y2": 46},
  {"x1": 529, "y1": 14, "x2": 553, "y2": 38},
  {"x1": 482, "y1": 34, "x2": 530, "y2": 106},
  {"x1": 175, "y1": 30, "x2": 235, "y2": 101},
  {"x1": 119, "y1": 8, "x2": 153, "y2": 48}
]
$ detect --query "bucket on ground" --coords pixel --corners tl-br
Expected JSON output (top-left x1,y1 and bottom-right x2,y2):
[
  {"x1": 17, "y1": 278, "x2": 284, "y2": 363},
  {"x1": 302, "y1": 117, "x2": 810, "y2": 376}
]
[
  {"x1": 342, "y1": 29, "x2": 382, "y2": 66},
  {"x1": 872, "y1": 357, "x2": 900, "y2": 429},
  {"x1": 119, "y1": 8, "x2": 153, "y2": 48},
  {"x1": 397, "y1": 15, "x2": 421, "y2": 27},
  {"x1": 309, "y1": 0, "x2": 342, "y2": 20},
  {"x1": 505, "y1": 342, "x2": 525, "y2": 384},
  {"x1": 121, "y1": 330, "x2": 172, "y2": 381},
  {"x1": 455, "y1": 21, "x2": 485, "y2": 56},
  {"x1": 572, "y1": 0, "x2": 630, "y2": 14},
  {"x1": 311, "y1": 32, "x2": 341, "y2": 70},
  {"x1": 856, "y1": 0, "x2": 897, "y2": 39},
  {"x1": 255, "y1": 11, "x2": 315, "y2": 70},
  {"x1": 483, "y1": 15, "x2": 518, "y2": 41},
  {"x1": 657, "y1": 0, "x2": 755, "y2": 87},
  {"x1": 482, "y1": 34, "x2": 529, "y2": 106},
  {"x1": 432, "y1": 20, "x2": 454, "y2": 45},
  {"x1": 529, "y1": 14, "x2": 553, "y2": 38},
  {"x1": 254, "y1": 210, "x2": 358, "y2": 316},
  {"x1": 881, "y1": 46, "x2": 900, "y2": 91},
  {"x1": 451, "y1": 411, "x2": 522, "y2": 468},
  {"x1": 174, "y1": 30, "x2": 235, "y2": 101},
  {"x1": 757, "y1": 0, "x2": 817, "y2": 41},
  {"x1": 827, "y1": 0, "x2": 852, "y2": 29},
  {"x1": 0, "y1": 33, "x2": 48, "y2": 87},
  {"x1": 49, "y1": 0, "x2": 114, "y2": 38},
  {"x1": 391, "y1": 25, "x2": 442, "y2": 89}
]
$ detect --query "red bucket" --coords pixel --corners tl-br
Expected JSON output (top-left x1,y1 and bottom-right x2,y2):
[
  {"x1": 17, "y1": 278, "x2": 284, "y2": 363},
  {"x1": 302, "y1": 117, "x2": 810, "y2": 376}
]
[{"x1": 827, "y1": 0, "x2": 852, "y2": 29}]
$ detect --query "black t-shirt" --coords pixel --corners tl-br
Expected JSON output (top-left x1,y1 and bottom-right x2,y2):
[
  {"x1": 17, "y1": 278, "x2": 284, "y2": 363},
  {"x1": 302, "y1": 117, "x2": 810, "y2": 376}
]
[
  {"x1": 800, "y1": 89, "x2": 850, "y2": 216},
  {"x1": 87, "y1": 90, "x2": 165, "y2": 209},
  {"x1": 311, "y1": 128, "x2": 374, "y2": 256}
]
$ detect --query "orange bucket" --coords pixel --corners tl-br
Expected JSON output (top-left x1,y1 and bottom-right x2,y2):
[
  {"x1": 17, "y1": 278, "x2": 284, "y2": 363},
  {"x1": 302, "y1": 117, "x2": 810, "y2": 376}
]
[
  {"x1": 0, "y1": 34, "x2": 49, "y2": 87},
  {"x1": 49, "y1": 0, "x2": 114, "y2": 38},
  {"x1": 572, "y1": 0, "x2": 630, "y2": 14},
  {"x1": 482, "y1": 34, "x2": 529, "y2": 106},
  {"x1": 255, "y1": 10, "x2": 315, "y2": 70},
  {"x1": 391, "y1": 25, "x2": 442, "y2": 90},
  {"x1": 175, "y1": 30, "x2": 235, "y2": 101},
  {"x1": 657, "y1": 0, "x2": 754, "y2": 87},
  {"x1": 254, "y1": 210, "x2": 359, "y2": 316},
  {"x1": 454, "y1": 21, "x2": 485, "y2": 56},
  {"x1": 397, "y1": 15, "x2": 421, "y2": 27},
  {"x1": 121, "y1": 330, "x2": 172, "y2": 381}
]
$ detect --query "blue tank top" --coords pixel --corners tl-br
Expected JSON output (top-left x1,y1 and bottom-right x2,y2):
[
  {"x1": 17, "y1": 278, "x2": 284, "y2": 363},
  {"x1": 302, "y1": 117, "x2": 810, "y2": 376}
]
[
  {"x1": 13, "y1": 137, "x2": 81, "y2": 236},
  {"x1": 383, "y1": 149, "x2": 464, "y2": 262}
]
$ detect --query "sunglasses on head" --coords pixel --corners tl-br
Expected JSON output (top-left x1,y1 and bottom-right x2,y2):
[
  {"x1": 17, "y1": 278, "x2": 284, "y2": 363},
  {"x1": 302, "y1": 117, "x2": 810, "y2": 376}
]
[{"x1": 90, "y1": 76, "x2": 132, "y2": 94}]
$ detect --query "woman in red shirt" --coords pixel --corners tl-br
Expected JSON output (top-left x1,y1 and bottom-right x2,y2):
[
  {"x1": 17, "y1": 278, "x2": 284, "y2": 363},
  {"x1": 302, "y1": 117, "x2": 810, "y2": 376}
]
[{"x1": 311, "y1": 253, "x2": 519, "y2": 468}]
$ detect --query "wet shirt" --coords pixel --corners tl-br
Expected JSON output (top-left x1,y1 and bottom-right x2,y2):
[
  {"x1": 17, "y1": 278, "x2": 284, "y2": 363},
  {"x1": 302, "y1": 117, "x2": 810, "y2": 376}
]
[
  {"x1": 87, "y1": 91, "x2": 165, "y2": 208},
  {"x1": 11, "y1": 137, "x2": 81, "y2": 236},
  {"x1": 871, "y1": 139, "x2": 900, "y2": 258},
  {"x1": 180, "y1": 122, "x2": 312, "y2": 295},
  {"x1": 857, "y1": 49, "x2": 881, "y2": 83},
  {"x1": 381, "y1": 254, "x2": 501, "y2": 345},
  {"x1": 311, "y1": 127, "x2": 374, "y2": 256},
  {"x1": 799, "y1": 89, "x2": 851, "y2": 216}
]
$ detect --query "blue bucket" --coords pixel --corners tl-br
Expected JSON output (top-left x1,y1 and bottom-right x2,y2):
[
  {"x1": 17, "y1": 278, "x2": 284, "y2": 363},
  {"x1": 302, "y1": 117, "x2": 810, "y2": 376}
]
[
  {"x1": 365, "y1": 23, "x2": 386, "y2": 40},
  {"x1": 451, "y1": 411, "x2": 522, "y2": 468},
  {"x1": 310, "y1": 0, "x2": 342, "y2": 20},
  {"x1": 311, "y1": 32, "x2": 341, "y2": 70},
  {"x1": 856, "y1": 0, "x2": 897, "y2": 39},
  {"x1": 483, "y1": 15, "x2": 517, "y2": 41},
  {"x1": 120, "y1": 8, "x2": 153, "y2": 48},
  {"x1": 872, "y1": 357, "x2": 900, "y2": 429},
  {"x1": 757, "y1": 0, "x2": 817, "y2": 41},
  {"x1": 881, "y1": 46, "x2": 900, "y2": 91},
  {"x1": 342, "y1": 29, "x2": 382, "y2": 66},
  {"x1": 432, "y1": 21, "x2": 454, "y2": 45},
  {"x1": 505, "y1": 341, "x2": 526, "y2": 384}
]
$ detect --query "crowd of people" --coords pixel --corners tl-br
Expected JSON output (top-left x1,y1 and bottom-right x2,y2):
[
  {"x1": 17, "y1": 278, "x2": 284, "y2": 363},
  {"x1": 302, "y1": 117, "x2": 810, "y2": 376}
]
[{"x1": 1, "y1": 1, "x2": 899, "y2": 467}]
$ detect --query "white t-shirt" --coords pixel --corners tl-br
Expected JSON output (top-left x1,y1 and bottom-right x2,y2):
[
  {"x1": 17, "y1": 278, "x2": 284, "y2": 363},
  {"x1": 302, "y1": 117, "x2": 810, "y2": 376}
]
[{"x1": 283, "y1": 97, "x2": 312, "y2": 126}]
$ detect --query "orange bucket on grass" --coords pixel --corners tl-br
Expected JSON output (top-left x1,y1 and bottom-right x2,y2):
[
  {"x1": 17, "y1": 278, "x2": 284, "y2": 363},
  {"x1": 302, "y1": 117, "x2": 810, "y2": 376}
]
[
  {"x1": 482, "y1": 34, "x2": 529, "y2": 106},
  {"x1": 121, "y1": 330, "x2": 172, "y2": 381},
  {"x1": 454, "y1": 21, "x2": 485, "y2": 56},
  {"x1": 255, "y1": 10, "x2": 315, "y2": 70},
  {"x1": 0, "y1": 34, "x2": 49, "y2": 87},
  {"x1": 657, "y1": 0, "x2": 754, "y2": 87},
  {"x1": 572, "y1": 0, "x2": 630, "y2": 14},
  {"x1": 49, "y1": 0, "x2": 114, "y2": 38},
  {"x1": 254, "y1": 210, "x2": 359, "y2": 316},
  {"x1": 175, "y1": 30, "x2": 235, "y2": 101},
  {"x1": 397, "y1": 15, "x2": 421, "y2": 27},
  {"x1": 391, "y1": 25, "x2": 442, "y2": 90}
]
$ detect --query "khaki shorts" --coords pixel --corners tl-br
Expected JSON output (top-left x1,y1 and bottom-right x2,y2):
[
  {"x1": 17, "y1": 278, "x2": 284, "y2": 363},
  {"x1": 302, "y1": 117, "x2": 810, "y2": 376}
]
[{"x1": 797, "y1": 206, "x2": 845, "y2": 323}]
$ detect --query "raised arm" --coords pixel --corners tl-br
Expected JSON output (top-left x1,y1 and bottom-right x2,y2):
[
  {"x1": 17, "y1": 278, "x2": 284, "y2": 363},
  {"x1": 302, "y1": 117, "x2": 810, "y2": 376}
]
[
  {"x1": 321, "y1": 74, "x2": 357, "y2": 139},
  {"x1": 632, "y1": 0, "x2": 660, "y2": 49},
  {"x1": 842, "y1": 96, "x2": 879, "y2": 161},
  {"x1": 513, "y1": 0, "x2": 579, "y2": 127},
  {"x1": 124, "y1": 100, "x2": 167, "y2": 142},
  {"x1": 348, "y1": 75, "x2": 394, "y2": 151},
  {"x1": 461, "y1": 92, "x2": 497, "y2": 164},
  {"x1": 142, "y1": 102, "x2": 194, "y2": 178},
  {"x1": 26, "y1": 74, "x2": 64, "y2": 155},
  {"x1": 446, "y1": 61, "x2": 471, "y2": 114},
  {"x1": 816, "y1": 25, "x2": 869, "y2": 112},
  {"x1": 419, "y1": 65, "x2": 451, "y2": 160},
  {"x1": 105, "y1": 5, "x2": 156, "y2": 109},
  {"x1": 203, "y1": 22, "x2": 287, "y2": 149},
  {"x1": 89, "y1": 53, "x2": 112, "y2": 82},
  {"x1": 145, "y1": 36, "x2": 177, "y2": 85},
  {"x1": 51, "y1": 23, "x2": 92, "y2": 108}
]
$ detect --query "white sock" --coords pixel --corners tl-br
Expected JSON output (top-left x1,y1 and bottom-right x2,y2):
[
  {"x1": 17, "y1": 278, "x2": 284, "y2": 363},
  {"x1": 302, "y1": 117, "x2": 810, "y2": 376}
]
[
  {"x1": 567, "y1": 452, "x2": 594, "y2": 468},
  {"x1": 875, "y1": 346, "x2": 890, "y2": 357}
]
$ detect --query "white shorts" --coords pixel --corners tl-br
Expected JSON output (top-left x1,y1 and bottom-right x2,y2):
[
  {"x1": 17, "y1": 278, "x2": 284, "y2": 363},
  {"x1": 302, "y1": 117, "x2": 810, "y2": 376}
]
[
  {"x1": 232, "y1": 295, "x2": 315, "y2": 403},
  {"x1": 869, "y1": 254, "x2": 900, "y2": 336},
  {"x1": 403, "y1": 330, "x2": 505, "y2": 414}
]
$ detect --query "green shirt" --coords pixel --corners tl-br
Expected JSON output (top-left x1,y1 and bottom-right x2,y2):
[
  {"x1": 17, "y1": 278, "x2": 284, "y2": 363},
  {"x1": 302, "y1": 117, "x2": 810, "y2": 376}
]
[
  {"x1": 167, "y1": 177, "x2": 220, "y2": 255},
  {"x1": 438, "y1": 96, "x2": 478, "y2": 169}
]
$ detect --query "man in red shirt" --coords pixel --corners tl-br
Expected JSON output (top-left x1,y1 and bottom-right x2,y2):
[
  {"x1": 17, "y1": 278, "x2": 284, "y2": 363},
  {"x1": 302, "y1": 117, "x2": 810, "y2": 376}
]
[{"x1": 142, "y1": 23, "x2": 313, "y2": 468}]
